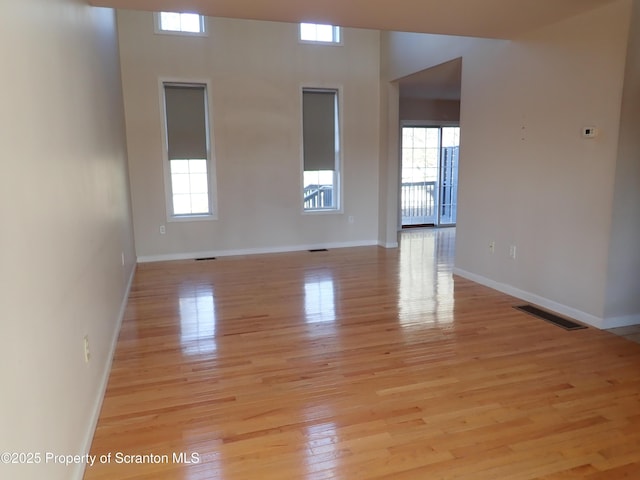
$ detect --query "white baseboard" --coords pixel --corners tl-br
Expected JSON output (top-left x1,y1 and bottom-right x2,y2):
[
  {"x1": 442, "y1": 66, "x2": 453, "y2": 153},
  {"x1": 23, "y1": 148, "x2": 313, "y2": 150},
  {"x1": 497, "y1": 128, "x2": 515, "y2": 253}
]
[
  {"x1": 137, "y1": 240, "x2": 381, "y2": 263},
  {"x1": 74, "y1": 263, "x2": 137, "y2": 480},
  {"x1": 452, "y1": 267, "x2": 607, "y2": 329},
  {"x1": 602, "y1": 314, "x2": 640, "y2": 329},
  {"x1": 378, "y1": 241, "x2": 399, "y2": 248}
]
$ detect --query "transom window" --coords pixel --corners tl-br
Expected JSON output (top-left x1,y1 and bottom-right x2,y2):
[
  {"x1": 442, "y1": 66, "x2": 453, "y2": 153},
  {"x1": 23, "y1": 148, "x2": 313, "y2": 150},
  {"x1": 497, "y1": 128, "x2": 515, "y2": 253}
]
[
  {"x1": 299, "y1": 23, "x2": 341, "y2": 44},
  {"x1": 156, "y1": 12, "x2": 206, "y2": 35}
]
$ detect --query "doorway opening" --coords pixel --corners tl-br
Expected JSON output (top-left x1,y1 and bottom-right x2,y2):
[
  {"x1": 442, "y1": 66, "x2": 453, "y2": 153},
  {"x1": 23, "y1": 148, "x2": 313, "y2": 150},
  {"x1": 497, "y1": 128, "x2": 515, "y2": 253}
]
[{"x1": 401, "y1": 125, "x2": 459, "y2": 227}]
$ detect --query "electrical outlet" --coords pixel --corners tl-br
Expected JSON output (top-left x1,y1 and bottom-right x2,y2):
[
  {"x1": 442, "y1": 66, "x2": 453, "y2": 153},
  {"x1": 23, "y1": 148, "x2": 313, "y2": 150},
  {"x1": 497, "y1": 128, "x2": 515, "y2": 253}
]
[
  {"x1": 489, "y1": 241, "x2": 495, "y2": 254},
  {"x1": 160, "y1": 225, "x2": 166, "y2": 235},
  {"x1": 83, "y1": 335, "x2": 90, "y2": 363},
  {"x1": 582, "y1": 126, "x2": 598, "y2": 138},
  {"x1": 121, "y1": 252, "x2": 125, "y2": 266},
  {"x1": 348, "y1": 216, "x2": 355, "y2": 224},
  {"x1": 509, "y1": 245, "x2": 517, "y2": 259}
]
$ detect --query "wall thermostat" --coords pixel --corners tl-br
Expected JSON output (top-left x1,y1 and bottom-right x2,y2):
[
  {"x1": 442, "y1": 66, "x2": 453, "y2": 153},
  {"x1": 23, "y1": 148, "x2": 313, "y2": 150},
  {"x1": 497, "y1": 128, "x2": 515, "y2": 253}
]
[{"x1": 582, "y1": 126, "x2": 598, "y2": 138}]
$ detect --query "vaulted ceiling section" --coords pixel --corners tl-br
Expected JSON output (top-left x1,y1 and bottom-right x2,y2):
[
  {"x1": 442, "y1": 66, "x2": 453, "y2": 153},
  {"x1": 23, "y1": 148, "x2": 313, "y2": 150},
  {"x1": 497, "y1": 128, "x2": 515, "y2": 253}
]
[{"x1": 88, "y1": 0, "x2": 619, "y2": 39}]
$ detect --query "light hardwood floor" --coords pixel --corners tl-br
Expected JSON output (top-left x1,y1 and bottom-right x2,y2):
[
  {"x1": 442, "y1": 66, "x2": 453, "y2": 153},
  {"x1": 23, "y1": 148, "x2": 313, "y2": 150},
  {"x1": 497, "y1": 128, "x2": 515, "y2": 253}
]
[
  {"x1": 607, "y1": 325, "x2": 640, "y2": 345},
  {"x1": 85, "y1": 228, "x2": 640, "y2": 479}
]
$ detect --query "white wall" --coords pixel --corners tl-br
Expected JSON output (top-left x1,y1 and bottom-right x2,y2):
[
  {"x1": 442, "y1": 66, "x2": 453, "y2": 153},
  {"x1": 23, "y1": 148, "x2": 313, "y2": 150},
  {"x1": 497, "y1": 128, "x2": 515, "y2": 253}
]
[
  {"x1": 117, "y1": 11, "x2": 381, "y2": 260},
  {"x1": 382, "y1": 0, "x2": 633, "y2": 327},
  {"x1": 399, "y1": 98, "x2": 460, "y2": 122},
  {"x1": 0, "y1": 1, "x2": 135, "y2": 479},
  {"x1": 604, "y1": 0, "x2": 640, "y2": 324}
]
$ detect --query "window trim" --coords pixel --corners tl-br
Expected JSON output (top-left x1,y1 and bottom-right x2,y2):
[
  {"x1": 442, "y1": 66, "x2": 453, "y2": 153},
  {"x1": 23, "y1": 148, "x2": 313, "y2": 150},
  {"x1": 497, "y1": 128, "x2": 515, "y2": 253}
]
[
  {"x1": 154, "y1": 12, "x2": 208, "y2": 37},
  {"x1": 298, "y1": 23, "x2": 342, "y2": 46},
  {"x1": 301, "y1": 86, "x2": 344, "y2": 215},
  {"x1": 159, "y1": 78, "x2": 218, "y2": 222}
]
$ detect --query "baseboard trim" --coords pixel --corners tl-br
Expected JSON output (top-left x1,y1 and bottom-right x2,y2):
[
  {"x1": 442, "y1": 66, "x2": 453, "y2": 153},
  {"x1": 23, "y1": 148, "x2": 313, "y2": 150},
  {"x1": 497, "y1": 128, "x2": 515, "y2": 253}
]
[
  {"x1": 602, "y1": 314, "x2": 640, "y2": 329},
  {"x1": 452, "y1": 267, "x2": 605, "y2": 329},
  {"x1": 137, "y1": 240, "x2": 381, "y2": 263},
  {"x1": 74, "y1": 263, "x2": 136, "y2": 480},
  {"x1": 379, "y1": 241, "x2": 399, "y2": 248}
]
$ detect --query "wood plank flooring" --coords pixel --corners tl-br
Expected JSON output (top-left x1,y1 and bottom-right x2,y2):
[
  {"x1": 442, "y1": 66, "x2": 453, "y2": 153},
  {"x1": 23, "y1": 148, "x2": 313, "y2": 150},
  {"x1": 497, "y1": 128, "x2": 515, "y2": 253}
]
[{"x1": 85, "y1": 228, "x2": 640, "y2": 479}]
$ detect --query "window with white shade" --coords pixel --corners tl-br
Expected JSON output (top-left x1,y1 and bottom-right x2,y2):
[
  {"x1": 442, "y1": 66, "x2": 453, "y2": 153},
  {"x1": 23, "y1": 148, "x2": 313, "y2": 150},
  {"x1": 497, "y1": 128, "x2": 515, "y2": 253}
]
[
  {"x1": 162, "y1": 83, "x2": 215, "y2": 218},
  {"x1": 155, "y1": 12, "x2": 206, "y2": 35},
  {"x1": 302, "y1": 89, "x2": 340, "y2": 211}
]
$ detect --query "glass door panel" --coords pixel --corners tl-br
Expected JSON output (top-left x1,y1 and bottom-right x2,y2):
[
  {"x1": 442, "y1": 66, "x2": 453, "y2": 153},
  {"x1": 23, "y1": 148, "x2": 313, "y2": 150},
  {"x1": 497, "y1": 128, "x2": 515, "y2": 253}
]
[
  {"x1": 401, "y1": 126, "x2": 459, "y2": 227},
  {"x1": 439, "y1": 127, "x2": 460, "y2": 225},
  {"x1": 401, "y1": 127, "x2": 440, "y2": 226}
]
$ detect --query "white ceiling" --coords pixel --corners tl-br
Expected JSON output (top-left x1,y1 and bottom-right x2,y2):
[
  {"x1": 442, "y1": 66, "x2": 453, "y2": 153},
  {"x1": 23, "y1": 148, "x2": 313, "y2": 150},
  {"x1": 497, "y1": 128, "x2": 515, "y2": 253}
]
[{"x1": 89, "y1": 0, "x2": 617, "y2": 39}]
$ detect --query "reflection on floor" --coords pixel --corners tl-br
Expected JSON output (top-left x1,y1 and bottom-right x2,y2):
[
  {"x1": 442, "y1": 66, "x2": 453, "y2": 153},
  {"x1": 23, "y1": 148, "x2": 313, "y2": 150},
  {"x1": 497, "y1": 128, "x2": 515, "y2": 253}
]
[{"x1": 398, "y1": 227, "x2": 455, "y2": 329}]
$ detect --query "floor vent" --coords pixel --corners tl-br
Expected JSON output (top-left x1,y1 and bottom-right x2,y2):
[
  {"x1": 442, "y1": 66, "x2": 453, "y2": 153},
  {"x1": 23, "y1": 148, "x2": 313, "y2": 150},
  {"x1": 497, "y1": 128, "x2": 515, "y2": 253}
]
[
  {"x1": 514, "y1": 305, "x2": 587, "y2": 331},
  {"x1": 308, "y1": 249, "x2": 328, "y2": 252},
  {"x1": 195, "y1": 257, "x2": 217, "y2": 261},
  {"x1": 402, "y1": 224, "x2": 436, "y2": 229}
]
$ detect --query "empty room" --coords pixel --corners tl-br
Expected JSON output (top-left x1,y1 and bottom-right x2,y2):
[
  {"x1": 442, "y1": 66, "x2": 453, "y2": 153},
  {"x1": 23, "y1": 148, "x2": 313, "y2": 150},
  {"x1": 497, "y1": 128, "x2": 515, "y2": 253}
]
[{"x1": 2, "y1": 0, "x2": 640, "y2": 479}]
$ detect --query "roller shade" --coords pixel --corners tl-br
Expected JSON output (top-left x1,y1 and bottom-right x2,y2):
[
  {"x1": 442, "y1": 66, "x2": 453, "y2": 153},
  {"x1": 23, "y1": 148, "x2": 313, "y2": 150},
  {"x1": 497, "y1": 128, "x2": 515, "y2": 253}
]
[
  {"x1": 164, "y1": 84, "x2": 207, "y2": 160},
  {"x1": 303, "y1": 90, "x2": 337, "y2": 171}
]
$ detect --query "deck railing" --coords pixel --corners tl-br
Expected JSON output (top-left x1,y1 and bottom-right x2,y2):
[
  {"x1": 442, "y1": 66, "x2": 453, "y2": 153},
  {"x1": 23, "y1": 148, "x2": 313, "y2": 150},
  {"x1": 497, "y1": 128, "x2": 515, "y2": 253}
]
[
  {"x1": 304, "y1": 185, "x2": 333, "y2": 210},
  {"x1": 401, "y1": 181, "x2": 437, "y2": 224}
]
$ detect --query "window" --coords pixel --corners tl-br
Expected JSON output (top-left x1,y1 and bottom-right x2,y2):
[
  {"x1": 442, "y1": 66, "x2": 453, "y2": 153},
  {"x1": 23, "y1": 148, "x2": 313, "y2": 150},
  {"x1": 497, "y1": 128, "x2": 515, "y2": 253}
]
[
  {"x1": 302, "y1": 89, "x2": 340, "y2": 211},
  {"x1": 162, "y1": 83, "x2": 215, "y2": 218},
  {"x1": 299, "y1": 23, "x2": 341, "y2": 44},
  {"x1": 156, "y1": 12, "x2": 206, "y2": 35}
]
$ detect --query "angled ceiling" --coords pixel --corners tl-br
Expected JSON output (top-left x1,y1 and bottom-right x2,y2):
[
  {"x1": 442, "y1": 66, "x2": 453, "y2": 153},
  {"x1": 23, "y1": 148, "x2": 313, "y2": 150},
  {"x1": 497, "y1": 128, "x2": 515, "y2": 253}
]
[
  {"x1": 88, "y1": 0, "x2": 618, "y2": 39},
  {"x1": 398, "y1": 58, "x2": 462, "y2": 101}
]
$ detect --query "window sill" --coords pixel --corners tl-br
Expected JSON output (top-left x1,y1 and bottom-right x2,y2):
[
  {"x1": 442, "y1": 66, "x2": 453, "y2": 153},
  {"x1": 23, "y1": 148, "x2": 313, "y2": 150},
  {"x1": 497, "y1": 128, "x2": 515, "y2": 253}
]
[
  {"x1": 298, "y1": 40, "x2": 343, "y2": 47},
  {"x1": 154, "y1": 30, "x2": 209, "y2": 37},
  {"x1": 302, "y1": 208, "x2": 343, "y2": 215},
  {"x1": 168, "y1": 214, "x2": 217, "y2": 223}
]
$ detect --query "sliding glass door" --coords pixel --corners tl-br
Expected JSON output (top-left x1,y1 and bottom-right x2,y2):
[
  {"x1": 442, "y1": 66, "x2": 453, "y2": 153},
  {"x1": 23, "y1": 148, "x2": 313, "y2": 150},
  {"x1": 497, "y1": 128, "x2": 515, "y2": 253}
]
[{"x1": 401, "y1": 125, "x2": 459, "y2": 227}]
